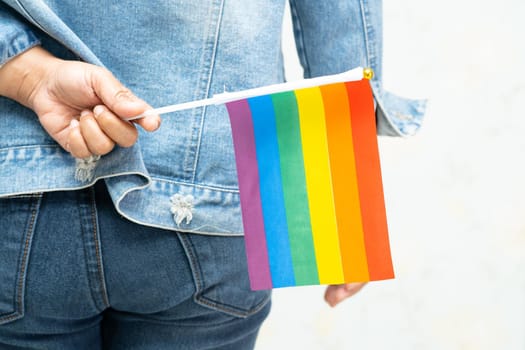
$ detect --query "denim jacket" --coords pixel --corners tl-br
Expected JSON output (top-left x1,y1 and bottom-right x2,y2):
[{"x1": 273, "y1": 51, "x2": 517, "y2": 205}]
[{"x1": 0, "y1": 0, "x2": 425, "y2": 235}]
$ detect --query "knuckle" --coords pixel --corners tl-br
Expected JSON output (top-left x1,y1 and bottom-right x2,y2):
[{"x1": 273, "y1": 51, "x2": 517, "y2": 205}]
[
  {"x1": 119, "y1": 139, "x2": 135, "y2": 148},
  {"x1": 91, "y1": 66, "x2": 113, "y2": 88},
  {"x1": 90, "y1": 139, "x2": 115, "y2": 156},
  {"x1": 95, "y1": 66, "x2": 115, "y2": 81},
  {"x1": 114, "y1": 88, "x2": 135, "y2": 102},
  {"x1": 72, "y1": 147, "x2": 92, "y2": 159},
  {"x1": 119, "y1": 130, "x2": 138, "y2": 148},
  {"x1": 68, "y1": 128, "x2": 92, "y2": 159},
  {"x1": 79, "y1": 113, "x2": 95, "y2": 127},
  {"x1": 95, "y1": 109, "x2": 113, "y2": 123}
]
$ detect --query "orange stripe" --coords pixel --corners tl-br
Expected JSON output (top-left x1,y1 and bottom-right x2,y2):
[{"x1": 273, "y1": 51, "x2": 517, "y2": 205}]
[
  {"x1": 320, "y1": 83, "x2": 370, "y2": 282},
  {"x1": 345, "y1": 80, "x2": 394, "y2": 280}
]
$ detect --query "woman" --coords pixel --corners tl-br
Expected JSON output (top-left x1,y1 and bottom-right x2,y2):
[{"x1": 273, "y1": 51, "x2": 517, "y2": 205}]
[{"x1": 0, "y1": 1, "x2": 424, "y2": 348}]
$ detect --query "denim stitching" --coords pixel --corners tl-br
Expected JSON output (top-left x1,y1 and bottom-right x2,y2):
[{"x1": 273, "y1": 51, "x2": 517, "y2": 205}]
[
  {"x1": 0, "y1": 193, "x2": 42, "y2": 323},
  {"x1": 359, "y1": 0, "x2": 373, "y2": 69},
  {"x1": 176, "y1": 233, "x2": 271, "y2": 318},
  {"x1": 288, "y1": 0, "x2": 311, "y2": 77},
  {"x1": 14, "y1": 0, "x2": 102, "y2": 65},
  {"x1": 184, "y1": 0, "x2": 224, "y2": 181},
  {"x1": 196, "y1": 293, "x2": 271, "y2": 319},
  {"x1": 77, "y1": 188, "x2": 110, "y2": 311},
  {"x1": 89, "y1": 187, "x2": 110, "y2": 308},
  {"x1": 190, "y1": 0, "x2": 225, "y2": 183},
  {"x1": 13, "y1": 0, "x2": 79, "y2": 60},
  {"x1": 176, "y1": 233, "x2": 204, "y2": 293}
]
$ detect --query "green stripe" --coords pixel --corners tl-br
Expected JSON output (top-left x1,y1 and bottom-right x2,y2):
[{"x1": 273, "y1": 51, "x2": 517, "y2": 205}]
[{"x1": 272, "y1": 91, "x2": 319, "y2": 285}]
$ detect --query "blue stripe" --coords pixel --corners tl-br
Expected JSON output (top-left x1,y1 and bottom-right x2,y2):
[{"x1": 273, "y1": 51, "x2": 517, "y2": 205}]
[{"x1": 248, "y1": 95, "x2": 296, "y2": 287}]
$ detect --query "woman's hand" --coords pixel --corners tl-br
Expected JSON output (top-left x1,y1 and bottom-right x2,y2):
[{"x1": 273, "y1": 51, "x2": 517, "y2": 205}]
[
  {"x1": 0, "y1": 46, "x2": 160, "y2": 158},
  {"x1": 324, "y1": 282, "x2": 367, "y2": 307}
]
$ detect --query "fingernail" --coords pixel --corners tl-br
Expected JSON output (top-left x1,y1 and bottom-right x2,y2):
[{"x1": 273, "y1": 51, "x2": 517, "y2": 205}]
[
  {"x1": 80, "y1": 110, "x2": 91, "y2": 118},
  {"x1": 69, "y1": 119, "x2": 79, "y2": 128},
  {"x1": 144, "y1": 116, "x2": 161, "y2": 131},
  {"x1": 93, "y1": 105, "x2": 105, "y2": 116}
]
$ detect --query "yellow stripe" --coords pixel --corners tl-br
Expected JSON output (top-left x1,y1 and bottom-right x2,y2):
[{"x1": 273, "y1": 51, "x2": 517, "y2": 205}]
[{"x1": 294, "y1": 87, "x2": 345, "y2": 284}]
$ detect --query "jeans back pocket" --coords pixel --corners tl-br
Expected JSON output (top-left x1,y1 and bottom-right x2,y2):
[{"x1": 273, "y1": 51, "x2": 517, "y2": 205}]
[
  {"x1": 177, "y1": 232, "x2": 271, "y2": 319},
  {"x1": 0, "y1": 194, "x2": 41, "y2": 325}
]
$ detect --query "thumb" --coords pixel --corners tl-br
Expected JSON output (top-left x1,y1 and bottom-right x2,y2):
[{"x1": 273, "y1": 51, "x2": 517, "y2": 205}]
[
  {"x1": 90, "y1": 68, "x2": 160, "y2": 131},
  {"x1": 324, "y1": 282, "x2": 367, "y2": 307}
]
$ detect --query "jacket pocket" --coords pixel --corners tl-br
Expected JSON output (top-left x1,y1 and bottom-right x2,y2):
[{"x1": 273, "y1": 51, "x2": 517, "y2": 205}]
[
  {"x1": 177, "y1": 232, "x2": 271, "y2": 319},
  {"x1": 0, "y1": 193, "x2": 41, "y2": 325}
]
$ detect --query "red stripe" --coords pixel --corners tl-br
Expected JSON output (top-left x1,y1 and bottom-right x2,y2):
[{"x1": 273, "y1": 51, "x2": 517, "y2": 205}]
[{"x1": 345, "y1": 80, "x2": 394, "y2": 280}]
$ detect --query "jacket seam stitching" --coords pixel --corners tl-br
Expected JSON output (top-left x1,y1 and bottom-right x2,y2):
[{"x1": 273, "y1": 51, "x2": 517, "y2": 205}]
[
  {"x1": 190, "y1": 0, "x2": 226, "y2": 183},
  {"x1": 288, "y1": 0, "x2": 310, "y2": 77},
  {"x1": 359, "y1": 0, "x2": 372, "y2": 68}
]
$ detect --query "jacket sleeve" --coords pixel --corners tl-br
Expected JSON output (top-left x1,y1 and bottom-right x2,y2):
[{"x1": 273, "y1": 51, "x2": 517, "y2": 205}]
[
  {"x1": 0, "y1": 2, "x2": 40, "y2": 66},
  {"x1": 288, "y1": 0, "x2": 426, "y2": 137},
  {"x1": 288, "y1": 0, "x2": 380, "y2": 79}
]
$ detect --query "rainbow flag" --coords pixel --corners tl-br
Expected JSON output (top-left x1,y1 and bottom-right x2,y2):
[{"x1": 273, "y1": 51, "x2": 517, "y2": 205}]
[
  {"x1": 128, "y1": 67, "x2": 394, "y2": 290},
  {"x1": 225, "y1": 69, "x2": 394, "y2": 290}
]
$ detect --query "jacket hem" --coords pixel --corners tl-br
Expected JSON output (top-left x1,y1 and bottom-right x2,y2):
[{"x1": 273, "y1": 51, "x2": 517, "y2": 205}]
[{"x1": 0, "y1": 144, "x2": 244, "y2": 236}]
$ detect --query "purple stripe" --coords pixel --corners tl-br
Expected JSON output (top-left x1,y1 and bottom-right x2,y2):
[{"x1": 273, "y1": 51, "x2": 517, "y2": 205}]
[{"x1": 226, "y1": 100, "x2": 273, "y2": 290}]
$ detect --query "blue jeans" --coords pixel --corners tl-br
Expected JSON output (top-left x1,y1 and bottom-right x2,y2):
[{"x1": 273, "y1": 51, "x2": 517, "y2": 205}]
[{"x1": 0, "y1": 182, "x2": 271, "y2": 349}]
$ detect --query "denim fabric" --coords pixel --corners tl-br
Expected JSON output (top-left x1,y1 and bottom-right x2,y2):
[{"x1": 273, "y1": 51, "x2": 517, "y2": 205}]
[
  {"x1": 0, "y1": 182, "x2": 271, "y2": 349},
  {"x1": 0, "y1": 5, "x2": 39, "y2": 64},
  {"x1": 0, "y1": 0, "x2": 426, "y2": 234}
]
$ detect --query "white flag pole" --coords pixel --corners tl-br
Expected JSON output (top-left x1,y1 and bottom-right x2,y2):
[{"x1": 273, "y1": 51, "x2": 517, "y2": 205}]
[{"x1": 127, "y1": 67, "x2": 369, "y2": 121}]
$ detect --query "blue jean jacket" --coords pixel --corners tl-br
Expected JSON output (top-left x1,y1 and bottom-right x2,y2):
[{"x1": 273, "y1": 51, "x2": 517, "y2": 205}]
[{"x1": 0, "y1": 0, "x2": 425, "y2": 235}]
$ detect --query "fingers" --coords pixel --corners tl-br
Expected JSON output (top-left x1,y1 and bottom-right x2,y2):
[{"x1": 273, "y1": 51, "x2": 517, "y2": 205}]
[
  {"x1": 67, "y1": 119, "x2": 91, "y2": 159},
  {"x1": 133, "y1": 112, "x2": 161, "y2": 132},
  {"x1": 66, "y1": 106, "x2": 141, "y2": 158},
  {"x1": 93, "y1": 105, "x2": 138, "y2": 147},
  {"x1": 64, "y1": 68, "x2": 161, "y2": 158},
  {"x1": 79, "y1": 110, "x2": 115, "y2": 156},
  {"x1": 90, "y1": 68, "x2": 161, "y2": 131},
  {"x1": 324, "y1": 282, "x2": 367, "y2": 307},
  {"x1": 26, "y1": 58, "x2": 160, "y2": 158}
]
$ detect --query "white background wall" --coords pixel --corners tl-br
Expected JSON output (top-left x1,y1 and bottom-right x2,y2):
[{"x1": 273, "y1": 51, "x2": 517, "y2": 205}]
[{"x1": 256, "y1": 0, "x2": 525, "y2": 349}]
